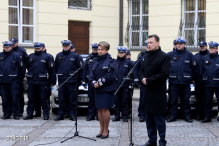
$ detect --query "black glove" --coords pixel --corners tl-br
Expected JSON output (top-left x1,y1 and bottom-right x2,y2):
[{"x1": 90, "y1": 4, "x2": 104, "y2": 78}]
[{"x1": 134, "y1": 81, "x2": 140, "y2": 88}]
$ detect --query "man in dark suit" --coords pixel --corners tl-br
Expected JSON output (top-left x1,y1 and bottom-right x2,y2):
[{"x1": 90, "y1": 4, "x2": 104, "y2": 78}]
[{"x1": 140, "y1": 34, "x2": 170, "y2": 146}]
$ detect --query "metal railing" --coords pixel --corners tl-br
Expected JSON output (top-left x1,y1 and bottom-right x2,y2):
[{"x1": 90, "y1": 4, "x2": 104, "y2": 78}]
[{"x1": 68, "y1": 0, "x2": 92, "y2": 10}]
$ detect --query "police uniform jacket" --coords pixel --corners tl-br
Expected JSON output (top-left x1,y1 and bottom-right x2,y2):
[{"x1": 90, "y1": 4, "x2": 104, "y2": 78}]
[
  {"x1": 140, "y1": 47, "x2": 170, "y2": 113},
  {"x1": 54, "y1": 49, "x2": 82, "y2": 83},
  {"x1": 12, "y1": 46, "x2": 28, "y2": 79},
  {"x1": 0, "y1": 50, "x2": 22, "y2": 83},
  {"x1": 133, "y1": 51, "x2": 147, "y2": 83},
  {"x1": 83, "y1": 52, "x2": 98, "y2": 84},
  {"x1": 26, "y1": 51, "x2": 55, "y2": 85},
  {"x1": 202, "y1": 53, "x2": 219, "y2": 87},
  {"x1": 192, "y1": 49, "x2": 208, "y2": 82},
  {"x1": 115, "y1": 55, "x2": 133, "y2": 87},
  {"x1": 168, "y1": 48, "x2": 193, "y2": 85},
  {"x1": 88, "y1": 53, "x2": 117, "y2": 93}
]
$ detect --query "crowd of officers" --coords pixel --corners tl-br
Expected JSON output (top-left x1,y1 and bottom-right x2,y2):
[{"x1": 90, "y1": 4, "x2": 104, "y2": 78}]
[{"x1": 0, "y1": 37, "x2": 219, "y2": 123}]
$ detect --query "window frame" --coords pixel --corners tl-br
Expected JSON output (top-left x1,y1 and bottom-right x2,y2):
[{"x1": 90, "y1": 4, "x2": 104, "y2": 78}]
[
  {"x1": 129, "y1": 0, "x2": 149, "y2": 49},
  {"x1": 68, "y1": 0, "x2": 91, "y2": 10},
  {"x1": 182, "y1": 0, "x2": 206, "y2": 47},
  {"x1": 8, "y1": 0, "x2": 36, "y2": 46}
]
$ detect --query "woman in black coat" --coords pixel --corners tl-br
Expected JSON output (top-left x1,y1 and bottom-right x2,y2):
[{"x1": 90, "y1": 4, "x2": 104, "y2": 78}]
[{"x1": 88, "y1": 41, "x2": 117, "y2": 139}]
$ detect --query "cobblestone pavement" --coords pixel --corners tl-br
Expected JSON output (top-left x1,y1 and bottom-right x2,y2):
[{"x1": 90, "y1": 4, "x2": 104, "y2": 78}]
[{"x1": 0, "y1": 89, "x2": 219, "y2": 146}]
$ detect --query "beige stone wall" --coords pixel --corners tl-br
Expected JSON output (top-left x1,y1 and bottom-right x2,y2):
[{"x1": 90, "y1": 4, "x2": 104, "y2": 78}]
[
  {"x1": 148, "y1": 0, "x2": 181, "y2": 53},
  {"x1": 0, "y1": 1, "x2": 9, "y2": 49},
  {"x1": 27, "y1": 0, "x2": 69, "y2": 56},
  {"x1": 206, "y1": 0, "x2": 219, "y2": 43}
]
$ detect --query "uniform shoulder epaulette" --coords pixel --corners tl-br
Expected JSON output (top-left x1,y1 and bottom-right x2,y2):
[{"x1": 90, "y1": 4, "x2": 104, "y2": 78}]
[{"x1": 18, "y1": 47, "x2": 27, "y2": 53}]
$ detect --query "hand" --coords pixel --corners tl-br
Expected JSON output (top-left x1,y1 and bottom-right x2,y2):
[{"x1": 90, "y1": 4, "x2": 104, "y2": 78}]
[
  {"x1": 192, "y1": 80, "x2": 195, "y2": 86},
  {"x1": 142, "y1": 78, "x2": 147, "y2": 85},
  {"x1": 94, "y1": 83, "x2": 99, "y2": 88}
]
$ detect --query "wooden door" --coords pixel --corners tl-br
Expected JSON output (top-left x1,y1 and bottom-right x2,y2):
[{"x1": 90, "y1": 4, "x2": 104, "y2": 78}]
[{"x1": 68, "y1": 21, "x2": 89, "y2": 54}]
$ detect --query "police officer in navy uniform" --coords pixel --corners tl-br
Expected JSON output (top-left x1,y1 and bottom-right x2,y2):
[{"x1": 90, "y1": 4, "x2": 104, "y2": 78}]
[
  {"x1": 126, "y1": 49, "x2": 134, "y2": 118},
  {"x1": 24, "y1": 42, "x2": 55, "y2": 120},
  {"x1": 0, "y1": 41, "x2": 23, "y2": 120},
  {"x1": 166, "y1": 39, "x2": 177, "y2": 120},
  {"x1": 84, "y1": 43, "x2": 99, "y2": 121},
  {"x1": 192, "y1": 41, "x2": 209, "y2": 121},
  {"x1": 113, "y1": 46, "x2": 133, "y2": 122},
  {"x1": 88, "y1": 41, "x2": 117, "y2": 139},
  {"x1": 10, "y1": 38, "x2": 28, "y2": 117},
  {"x1": 54, "y1": 40, "x2": 82, "y2": 121},
  {"x1": 134, "y1": 40, "x2": 148, "y2": 122},
  {"x1": 201, "y1": 41, "x2": 219, "y2": 123},
  {"x1": 167, "y1": 37, "x2": 193, "y2": 123},
  {"x1": 33, "y1": 43, "x2": 55, "y2": 117}
]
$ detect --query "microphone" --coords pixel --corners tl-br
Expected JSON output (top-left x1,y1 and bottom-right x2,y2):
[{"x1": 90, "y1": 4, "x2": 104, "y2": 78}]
[
  {"x1": 86, "y1": 54, "x2": 94, "y2": 61},
  {"x1": 137, "y1": 51, "x2": 145, "y2": 59}
]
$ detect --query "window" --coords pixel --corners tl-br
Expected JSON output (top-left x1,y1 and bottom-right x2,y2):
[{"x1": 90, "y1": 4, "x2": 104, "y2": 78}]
[
  {"x1": 180, "y1": 0, "x2": 206, "y2": 48},
  {"x1": 68, "y1": 0, "x2": 91, "y2": 10},
  {"x1": 9, "y1": 0, "x2": 35, "y2": 44},
  {"x1": 125, "y1": 0, "x2": 148, "y2": 50}
]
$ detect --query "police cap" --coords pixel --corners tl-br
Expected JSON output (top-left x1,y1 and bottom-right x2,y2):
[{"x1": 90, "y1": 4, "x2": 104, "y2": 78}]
[
  {"x1": 2, "y1": 41, "x2": 13, "y2": 47},
  {"x1": 117, "y1": 46, "x2": 127, "y2": 53},
  {"x1": 175, "y1": 36, "x2": 187, "y2": 44},
  {"x1": 10, "y1": 38, "x2": 18, "y2": 44},
  {"x1": 199, "y1": 41, "x2": 207, "y2": 47},
  {"x1": 61, "y1": 40, "x2": 71, "y2": 46},
  {"x1": 208, "y1": 41, "x2": 219, "y2": 48},
  {"x1": 33, "y1": 42, "x2": 44, "y2": 49},
  {"x1": 126, "y1": 50, "x2": 131, "y2": 55},
  {"x1": 91, "y1": 43, "x2": 98, "y2": 49}
]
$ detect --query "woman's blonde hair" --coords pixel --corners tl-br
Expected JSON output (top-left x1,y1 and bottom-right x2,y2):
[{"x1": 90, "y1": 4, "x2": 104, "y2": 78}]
[{"x1": 98, "y1": 41, "x2": 110, "y2": 50}]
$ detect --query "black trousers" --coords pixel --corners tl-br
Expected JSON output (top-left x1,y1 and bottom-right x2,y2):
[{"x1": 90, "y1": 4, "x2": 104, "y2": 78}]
[{"x1": 145, "y1": 113, "x2": 167, "y2": 145}]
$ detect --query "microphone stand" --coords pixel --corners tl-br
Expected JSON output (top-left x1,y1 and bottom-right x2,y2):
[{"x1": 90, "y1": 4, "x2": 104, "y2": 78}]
[
  {"x1": 114, "y1": 55, "x2": 142, "y2": 146},
  {"x1": 59, "y1": 57, "x2": 96, "y2": 143}
]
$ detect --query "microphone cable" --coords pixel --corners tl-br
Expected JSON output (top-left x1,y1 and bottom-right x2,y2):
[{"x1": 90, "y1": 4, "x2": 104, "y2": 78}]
[{"x1": 34, "y1": 125, "x2": 75, "y2": 146}]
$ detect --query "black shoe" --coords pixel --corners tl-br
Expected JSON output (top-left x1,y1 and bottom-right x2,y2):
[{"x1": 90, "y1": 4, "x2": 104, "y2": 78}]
[
  {"x1": 195, "y1": 115, "x2": 204, "y2": 121},
  {"x1": 19, "y1": 113, "x2": 23, "y2": 117},
  {"x1": 185, "y1": 116, "x2": 193, "y2": 123},
  {"x1": 33, "y1": 113, "x2": 41, "y2": 117},
  {"x1": 43, "y1": 115, "x2": 49, "y2": 120},
  {"x1": 69, "y1": 115, "x2": 76, "y2": 121},
  {"x1": 101, "y1": 130, "x2": 109, "y2": 139},
  {"x1": 141, "y1": 141, "x2": 157, "y2": 146},
  {"x1": 2, "y1": 115, "x2": 10, "y2": 119},
  {"x1": 112, "y1": 117, "x2": 120, "y2": 122},
  {"x1": 139, "y1": 116, "x2": 145, "y2": 122},
  {"x1": 96, "y1": 134, "x2": 102, "y2": 138},
  {"x1": 165, "y1": 114, "x2": 171, "y2": 120},
  {"x1": 23, "y1": 115, "x2": 33, "y2": 120},
  {"x1": 201, "y1": 118, "x2": 211, "y2": 123},
  {"x1": 14, "y1": 116, "x2": 20, "y2": 120},
  {"x1": 95, "y1": 116, "x2": 99, "y2": 121},
  {"x1": 64, "y1": 113, "x2": 69, "y2": 118},
  {"x1": 54, "y1": 116, "x2": 64, "y2": 121},
  {"x1": 86, "y1": 116, "x2": 95, "y2": 121},
  {"x1": 166, "y1": 117, "x2": 177, "y2": 122},
  {"x1": 217, "y1": 116, "x2": 219, "y2": 121},
  {"x1": 123, "y1": 117, "x2": 128, "y2": 122}
]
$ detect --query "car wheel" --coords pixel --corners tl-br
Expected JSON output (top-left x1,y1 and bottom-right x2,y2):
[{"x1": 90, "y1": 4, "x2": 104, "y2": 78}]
[
  {"x1": 212, "y1": 110, "x2": 218, "y2": 117},
  {"x1": 52, "y1": 108, "x2": 58, "y2": 114}
]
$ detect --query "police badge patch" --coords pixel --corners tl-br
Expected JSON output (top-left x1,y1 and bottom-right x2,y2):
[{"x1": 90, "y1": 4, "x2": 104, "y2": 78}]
[
  {"x1": 0, "y1": 57, "x2": 4, "y2": 61},
  {"x1": 193, "y1": 61, "x2": 196, "y2": 66}
]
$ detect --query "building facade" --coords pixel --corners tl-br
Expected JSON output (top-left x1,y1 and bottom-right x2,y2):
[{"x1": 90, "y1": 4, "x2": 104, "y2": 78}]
[{"x1": 0, "y1": 0, "x2": 218, "y2": 60}]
